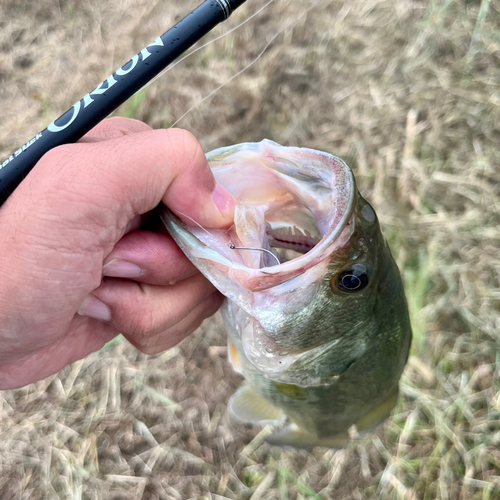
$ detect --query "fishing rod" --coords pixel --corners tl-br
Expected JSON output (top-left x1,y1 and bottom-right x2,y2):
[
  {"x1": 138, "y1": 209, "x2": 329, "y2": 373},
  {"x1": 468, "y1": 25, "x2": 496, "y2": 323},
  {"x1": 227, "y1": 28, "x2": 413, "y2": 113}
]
[{"x1": 0, "y1": 0, "x2": 249, "y2": 206}]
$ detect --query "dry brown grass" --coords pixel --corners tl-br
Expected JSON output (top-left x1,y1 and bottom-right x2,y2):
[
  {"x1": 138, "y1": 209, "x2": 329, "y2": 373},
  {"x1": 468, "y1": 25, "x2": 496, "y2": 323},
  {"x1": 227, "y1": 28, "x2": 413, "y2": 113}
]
[{"x1": 1, "y1": 0, "x2": 500, "y2": 498}]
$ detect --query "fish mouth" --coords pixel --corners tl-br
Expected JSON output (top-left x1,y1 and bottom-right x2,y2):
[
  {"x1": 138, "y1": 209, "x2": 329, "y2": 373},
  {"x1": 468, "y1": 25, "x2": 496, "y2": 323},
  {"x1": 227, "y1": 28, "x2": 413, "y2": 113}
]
[
  {"x1": 162, "y1": 140, "x2": 356, "y2": 378},
  {"x1": 207, "y1": 140, "x2": 357, "y2": 285}
]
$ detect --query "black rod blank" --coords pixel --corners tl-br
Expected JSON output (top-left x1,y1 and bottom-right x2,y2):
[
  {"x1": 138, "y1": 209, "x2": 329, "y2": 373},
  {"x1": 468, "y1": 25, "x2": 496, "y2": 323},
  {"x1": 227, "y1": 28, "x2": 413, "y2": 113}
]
[{"x1": 0, "y1": 0, "x2": 249, "y2": 206}]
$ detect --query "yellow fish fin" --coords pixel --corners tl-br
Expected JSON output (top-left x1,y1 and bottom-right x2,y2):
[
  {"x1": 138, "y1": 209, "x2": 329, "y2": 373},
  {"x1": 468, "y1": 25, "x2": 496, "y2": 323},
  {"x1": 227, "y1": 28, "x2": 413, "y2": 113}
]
[
  {"x1": 266, "y1": 424, "x2": 349, "y2": 450},
  {"x1": 228, "y1": 340, "x2": 242, "y2": 374},
  {"x1": 228, "y1": 385, "x2": 284, "y2": 425},
  {"x1": 272, "y1": 381, "x2": 307, "y2": 400},
  {"x1": 355, "y1": 385, "x2": 399, "y2": 433}
]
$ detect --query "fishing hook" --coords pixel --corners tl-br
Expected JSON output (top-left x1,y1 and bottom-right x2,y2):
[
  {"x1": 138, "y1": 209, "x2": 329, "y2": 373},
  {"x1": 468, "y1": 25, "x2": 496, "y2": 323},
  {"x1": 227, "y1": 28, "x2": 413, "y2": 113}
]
[{"x1": 228, "y1": 243, "x2": 281, "y2": 266}]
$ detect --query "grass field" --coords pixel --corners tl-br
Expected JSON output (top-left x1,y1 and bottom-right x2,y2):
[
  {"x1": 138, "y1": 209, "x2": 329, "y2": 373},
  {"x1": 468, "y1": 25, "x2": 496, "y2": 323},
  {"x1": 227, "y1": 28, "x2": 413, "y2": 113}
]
[{"x1": 1, "y1": 0, "x2": 499, "y2": 498}]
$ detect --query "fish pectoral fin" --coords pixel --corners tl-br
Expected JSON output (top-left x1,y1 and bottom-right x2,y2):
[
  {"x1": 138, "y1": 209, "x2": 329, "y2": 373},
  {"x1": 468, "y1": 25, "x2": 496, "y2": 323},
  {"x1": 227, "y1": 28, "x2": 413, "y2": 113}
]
[
  {"x1": 266, "y1": 424, "x2": 349, "y2": 450},
  {"x1": 355, "y1": 385, "x2": 399, "y2": 434},
  {"x1": 228, "y1": 340, "x2": 243, "y2": 374},
  {"x1": 228, "y1": 385, "x2": 285, "y2": 425}
]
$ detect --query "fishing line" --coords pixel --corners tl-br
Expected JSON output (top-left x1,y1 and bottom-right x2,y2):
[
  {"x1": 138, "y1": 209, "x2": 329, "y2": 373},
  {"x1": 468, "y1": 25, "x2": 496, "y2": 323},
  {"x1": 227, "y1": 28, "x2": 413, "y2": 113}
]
[
  {"x1": 162, "y1": 208, "x2": 282, "y2": 267},
  {"x1": 145, "y1": 0, "x2": 277, "y2": 90},
  {"x1": 168, "y1": 209, "x2": 214, "y2": 237},
  {"x1": 171, "y1": 0, "x2": 323, "y2": 128},
  {"x1": 0, "y1": 0, "x2": 250, "y2": 206}
]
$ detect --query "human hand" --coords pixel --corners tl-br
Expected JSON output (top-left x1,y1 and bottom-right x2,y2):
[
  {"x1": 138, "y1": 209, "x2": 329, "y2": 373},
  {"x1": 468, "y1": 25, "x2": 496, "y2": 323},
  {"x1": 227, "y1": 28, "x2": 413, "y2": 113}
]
[{"x1": 0, "y1": 118, "x2": 235, "y2": 389}]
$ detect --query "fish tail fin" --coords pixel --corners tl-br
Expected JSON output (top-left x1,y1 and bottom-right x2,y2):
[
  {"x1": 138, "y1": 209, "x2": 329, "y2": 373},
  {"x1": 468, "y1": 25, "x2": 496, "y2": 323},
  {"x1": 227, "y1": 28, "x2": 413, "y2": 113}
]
[{"x1": 266, "y1": 424, "x2": 349, "y2": 450}]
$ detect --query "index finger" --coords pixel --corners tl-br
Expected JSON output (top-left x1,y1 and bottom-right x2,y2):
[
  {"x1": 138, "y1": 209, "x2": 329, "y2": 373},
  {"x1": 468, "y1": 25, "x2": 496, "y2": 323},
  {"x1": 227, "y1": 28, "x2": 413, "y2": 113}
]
[{"x1": 78, "y1": 117, "x2": 152, "y2": 143}]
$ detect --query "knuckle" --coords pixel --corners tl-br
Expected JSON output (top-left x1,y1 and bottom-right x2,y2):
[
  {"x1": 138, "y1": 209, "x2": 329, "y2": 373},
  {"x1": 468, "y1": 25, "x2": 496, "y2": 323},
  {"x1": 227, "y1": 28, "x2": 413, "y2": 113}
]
[
  {"x1": 123, "y1": 298, "x2": 180, "y2": 343},
  {"x1": 174, "y1": 258, "x2": 196, "y2": 281},
  {"x1": 32, "y1": 145, "x2": 89, "y2": 208},
  {"x1": 38, "y1": 144, "x2": 75, "y2": 174},
  {"x1": 154, "y1": 128, "x2": 205, "y2": 173},
  {"x1": 37, "y1": 143, "x2": 91, "y2": 196},
  {"x1": 98, "y1": 117, "x2": 151, "y2": 138},
  {"x1": 137, "y1": 344, "x2": 163, "y2": 355},
  {"x1": 96, "y1": 119, "x2": 129, "y2": 139},
  {"x1": 126, "y1": 307, "x2": 159, "y2": 340}
]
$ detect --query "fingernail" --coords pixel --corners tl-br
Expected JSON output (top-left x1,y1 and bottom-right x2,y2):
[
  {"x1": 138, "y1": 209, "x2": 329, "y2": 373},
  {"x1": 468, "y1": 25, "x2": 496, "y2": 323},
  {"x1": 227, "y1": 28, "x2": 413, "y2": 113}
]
[
  {"x1": 78, "y1": 296, "x2": 112, "y2": 322},
  {"x1": 212, "y1": 182, "x2": 236, "y2": 216},
  {"x1": 103, "y1": 259, "x2": 143, "y2": 279}
]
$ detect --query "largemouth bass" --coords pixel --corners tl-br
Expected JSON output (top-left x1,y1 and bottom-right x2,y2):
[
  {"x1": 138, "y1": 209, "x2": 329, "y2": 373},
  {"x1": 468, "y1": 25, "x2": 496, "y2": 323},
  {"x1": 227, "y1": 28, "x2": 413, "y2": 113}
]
[{"x1": 161, "y1": 140, "x2": 412, "y2": 449}]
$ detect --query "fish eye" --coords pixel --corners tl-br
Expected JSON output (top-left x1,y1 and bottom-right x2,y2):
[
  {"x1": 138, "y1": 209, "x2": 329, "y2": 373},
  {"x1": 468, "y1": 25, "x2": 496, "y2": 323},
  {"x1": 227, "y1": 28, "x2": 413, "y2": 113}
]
[{"x1": 333, "y1": 264, "x2": 369, "y2": 293}]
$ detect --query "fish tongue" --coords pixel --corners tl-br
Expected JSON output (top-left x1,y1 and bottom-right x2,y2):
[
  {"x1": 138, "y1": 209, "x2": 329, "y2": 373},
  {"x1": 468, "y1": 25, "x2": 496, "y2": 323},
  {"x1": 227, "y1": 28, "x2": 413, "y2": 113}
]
[{"x1": 234, "y1": 205, "x2": 280, "y2": 268}]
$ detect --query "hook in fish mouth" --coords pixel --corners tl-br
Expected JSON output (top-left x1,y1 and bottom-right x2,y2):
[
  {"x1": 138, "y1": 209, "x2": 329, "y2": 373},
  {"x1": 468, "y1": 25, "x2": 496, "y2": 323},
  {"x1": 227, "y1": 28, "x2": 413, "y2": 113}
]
[
  {"x1": 228, "y1": 243, "x2": 281, "y2": 266},
  {"x1": 228, "y1": 222, "x2": 324, "y2": 269}
]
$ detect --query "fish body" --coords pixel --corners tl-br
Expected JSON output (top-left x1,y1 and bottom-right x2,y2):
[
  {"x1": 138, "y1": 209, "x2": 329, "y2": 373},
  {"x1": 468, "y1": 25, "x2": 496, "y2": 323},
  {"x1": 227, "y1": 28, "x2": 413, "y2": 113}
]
[{"x1": 161, "y1": 140, "x2": 411, "y2": 449}]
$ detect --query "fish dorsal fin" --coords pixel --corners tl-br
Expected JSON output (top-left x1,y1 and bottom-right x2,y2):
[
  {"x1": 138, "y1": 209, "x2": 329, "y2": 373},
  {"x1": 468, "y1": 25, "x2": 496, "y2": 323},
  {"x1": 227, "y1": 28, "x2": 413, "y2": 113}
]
[
  {"x1": 266, "y1": 424, "x2": 349, "y2": 450},
  {"x1": 228, "y1": 385, "x2": 284, "y2": 425}
]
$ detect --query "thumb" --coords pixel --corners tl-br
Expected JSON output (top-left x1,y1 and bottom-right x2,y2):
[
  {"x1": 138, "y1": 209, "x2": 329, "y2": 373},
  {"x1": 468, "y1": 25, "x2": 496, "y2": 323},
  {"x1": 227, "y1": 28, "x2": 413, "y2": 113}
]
[
  {"x1": 24, "y1": 128, "x2": 235, "y2": 238},
  {"x1": 159, "y1": 130, "x2": 236, "y2": 229}
]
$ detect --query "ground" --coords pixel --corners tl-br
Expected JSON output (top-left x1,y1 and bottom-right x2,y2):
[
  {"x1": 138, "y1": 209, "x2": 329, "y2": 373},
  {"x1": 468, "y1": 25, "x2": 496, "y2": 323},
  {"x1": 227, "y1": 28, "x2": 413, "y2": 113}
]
[{"x1": 0, "y1": 0, "x2": 499, "y2": 498}]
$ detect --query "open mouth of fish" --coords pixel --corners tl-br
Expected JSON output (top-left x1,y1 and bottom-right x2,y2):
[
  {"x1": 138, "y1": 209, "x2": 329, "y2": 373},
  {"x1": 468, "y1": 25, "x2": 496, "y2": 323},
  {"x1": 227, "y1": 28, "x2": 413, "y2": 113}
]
[{"x1": 161, "y1": 140, "x2": 357, "y2": 381}]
